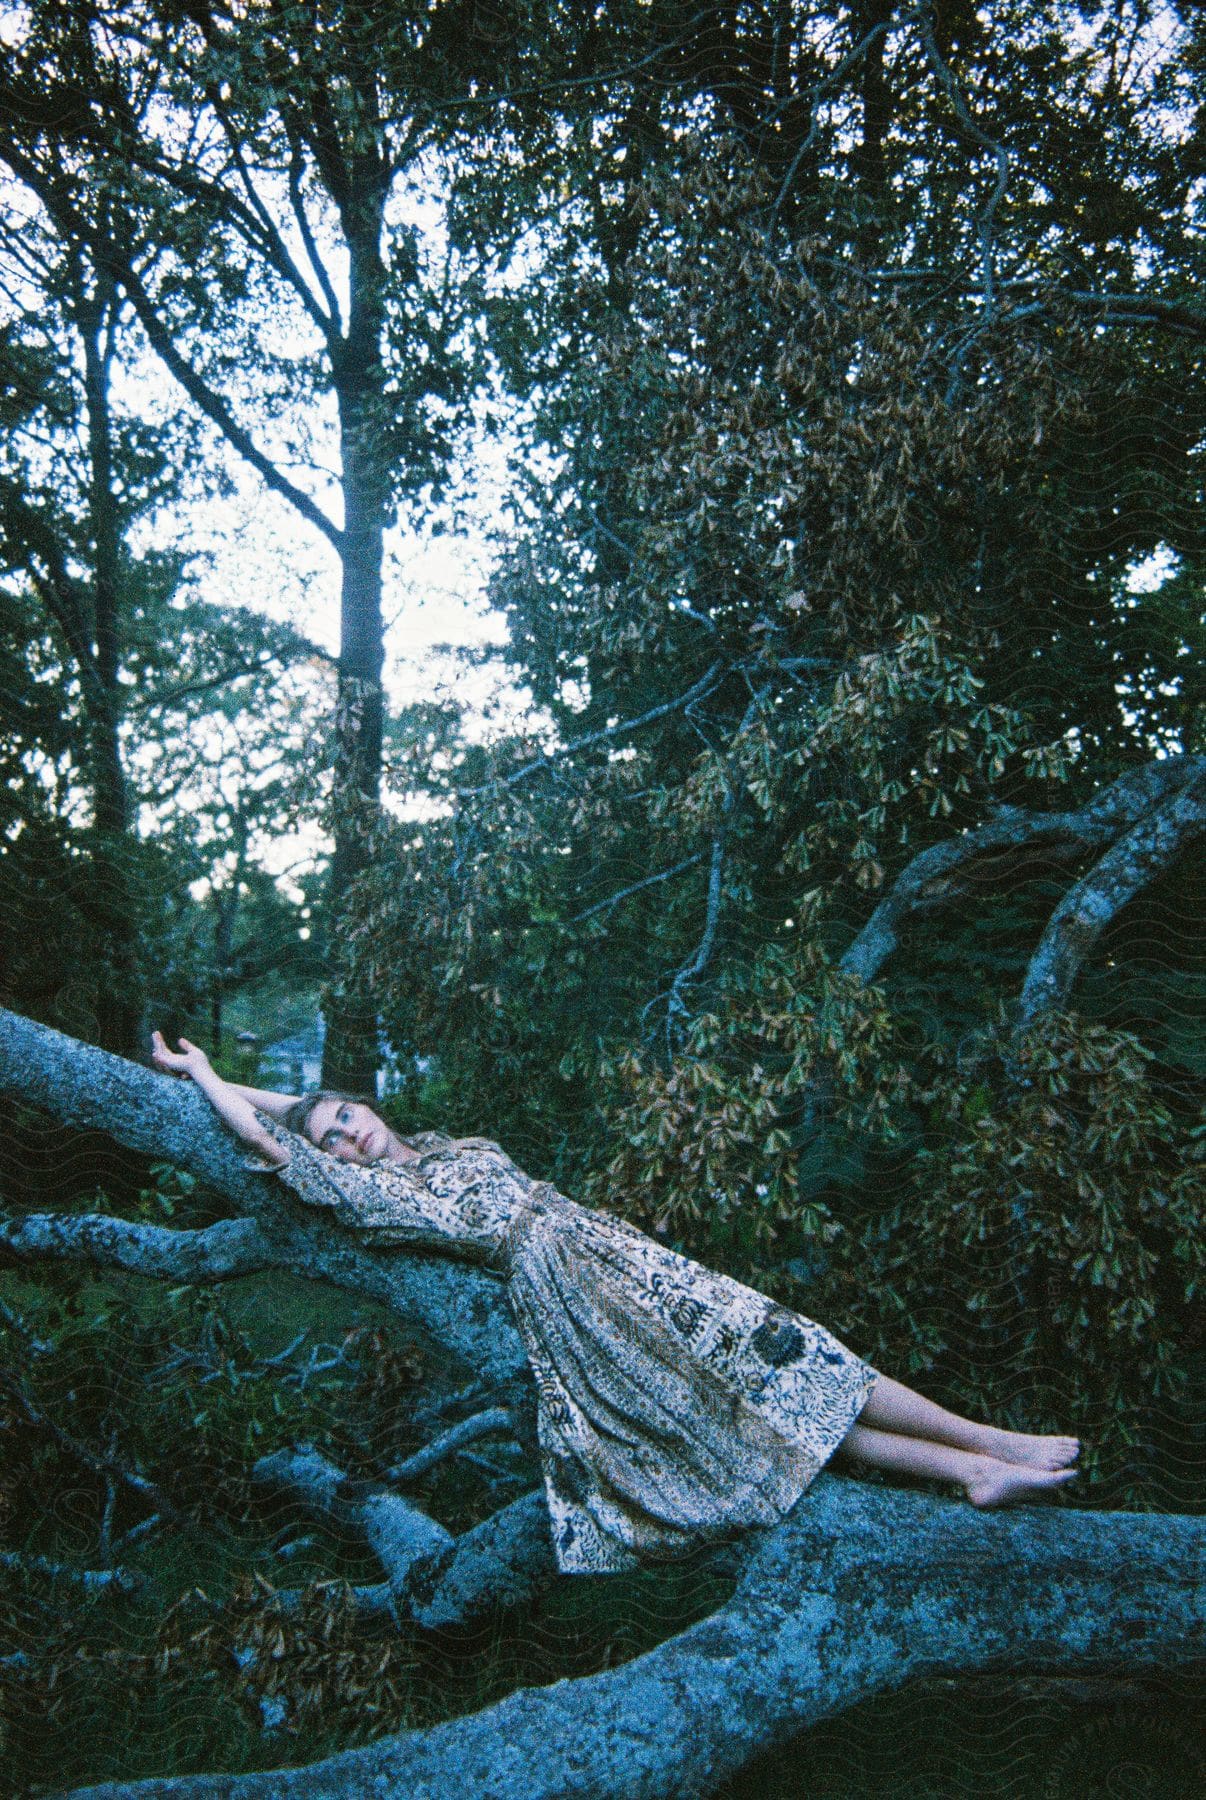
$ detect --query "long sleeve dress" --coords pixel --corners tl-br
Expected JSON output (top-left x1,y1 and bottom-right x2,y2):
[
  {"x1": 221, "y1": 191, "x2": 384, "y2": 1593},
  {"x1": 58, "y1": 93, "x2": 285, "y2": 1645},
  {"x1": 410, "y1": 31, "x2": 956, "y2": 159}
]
[{"x1": 247, "y1": 1115, "x2": 878, "y2": 1576}]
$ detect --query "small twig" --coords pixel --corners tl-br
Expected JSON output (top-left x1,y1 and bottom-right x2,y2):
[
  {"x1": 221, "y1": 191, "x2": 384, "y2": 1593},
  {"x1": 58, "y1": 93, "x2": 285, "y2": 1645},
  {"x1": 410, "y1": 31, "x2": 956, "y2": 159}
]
[
  {"x1": 570, "y1": 853, "x2": 705, "y2": 924},
  {"x1": 0, "y1": 1368, "x2": 183, "y2": 1524},
  {"x1": 284, "y1": 1338, "x2": 363, "y2": 1393},
  {"x1": 98, "y1": 1431, "x2": 119, "y2": 1566},
  {"x1": 675, "y1": 602, "x2": 719, "y2": 635},
  {"x1": 455, "y1": 662, "x2": 725, "y2": 799},
  {"x1": 258, "y1": 1330, "x2": 311, "y2": 1370},
  {"x1": 0, "y1": 1550, "x2": 145, "y2": 1596},
  {"x1": 407, "y1": 1380, "x2": 500, "y2": 1434},
  {"x1": 112, "y1": 1513, "x2": 163, "y2": 1556},
  {"x1": 0, "y1": 1296, "x2": 53, "y2": 1355},
  {"x1": 457, "y1": 1450, "x2": 527, "y2": 1486},
  {"x1": 383, "y1": 1407, "x2": 515, "y2": 1486}
]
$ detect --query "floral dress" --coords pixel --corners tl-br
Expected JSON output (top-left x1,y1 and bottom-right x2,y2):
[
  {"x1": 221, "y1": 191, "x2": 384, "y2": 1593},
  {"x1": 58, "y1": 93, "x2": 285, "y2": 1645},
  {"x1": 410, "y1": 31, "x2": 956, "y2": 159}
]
[{"x1": 247, "y1": 1115, "x2": 877, "y2": 1575}]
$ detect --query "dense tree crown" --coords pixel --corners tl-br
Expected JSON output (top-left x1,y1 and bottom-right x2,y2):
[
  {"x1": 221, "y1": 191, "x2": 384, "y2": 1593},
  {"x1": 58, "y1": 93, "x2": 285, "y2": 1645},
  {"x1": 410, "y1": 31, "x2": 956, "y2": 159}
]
[
  {"x1": 354, "y1": 14, "x2": 1203, "y2": 1459},
  {"x1": 0, "y1": 1, "x2": 1202, "y2": 1794}
]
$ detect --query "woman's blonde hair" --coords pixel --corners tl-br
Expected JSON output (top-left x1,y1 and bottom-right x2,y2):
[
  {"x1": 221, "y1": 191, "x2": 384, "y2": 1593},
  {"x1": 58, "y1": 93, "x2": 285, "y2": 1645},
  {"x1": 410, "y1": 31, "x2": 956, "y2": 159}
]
[{"x1": 282, "y1": 1089, "x2": 377, "y2": 1143}]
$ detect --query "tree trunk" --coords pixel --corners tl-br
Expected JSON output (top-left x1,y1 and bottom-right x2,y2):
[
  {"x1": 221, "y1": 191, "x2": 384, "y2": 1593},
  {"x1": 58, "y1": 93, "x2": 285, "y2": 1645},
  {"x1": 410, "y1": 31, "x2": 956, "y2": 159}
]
[
  {"x1": 322, "y1": 175, "x2": 391, "y2": 1096},
  {"x1": 850, "y1": 0, "x2": 894, "y2": 262},
  {"x1": 78, "y1": 275, "x2": 145, "y2": 1056}
]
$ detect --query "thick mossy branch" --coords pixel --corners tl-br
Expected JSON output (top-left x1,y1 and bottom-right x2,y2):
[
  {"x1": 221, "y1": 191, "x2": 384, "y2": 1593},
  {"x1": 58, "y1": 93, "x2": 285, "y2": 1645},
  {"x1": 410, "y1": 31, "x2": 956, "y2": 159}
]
[
  {"x1": 63, "y1": 1479, "x2": 1206, "y2": 1800},
  {"x1": 840, "y1": 757, "x2": 1206, "y2": 990},
  {"x1": 1017, "y1": 764, "x2": 1206, "y2": 1026},
  {"x1": 0, "y1": 1211, "x2": 282, "y2": 1282},
  {"x1": 0, "y1": 1007, "x2": 526, "y2": 1381}
]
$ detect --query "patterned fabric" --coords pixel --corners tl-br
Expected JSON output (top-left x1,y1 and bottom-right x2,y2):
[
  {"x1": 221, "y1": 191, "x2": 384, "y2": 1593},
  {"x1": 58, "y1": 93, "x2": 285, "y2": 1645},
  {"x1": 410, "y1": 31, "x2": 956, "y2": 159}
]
[{"x1": 247, "y1": 1114, "x2": 877, "y2": 1575}]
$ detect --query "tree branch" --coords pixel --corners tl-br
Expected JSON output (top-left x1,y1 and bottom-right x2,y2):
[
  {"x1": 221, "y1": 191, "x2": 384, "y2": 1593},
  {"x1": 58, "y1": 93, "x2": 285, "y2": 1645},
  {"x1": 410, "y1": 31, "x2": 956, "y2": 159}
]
[
  {"x1": 405, "y1": 1488, "x2": 556, "y2": 1631},
  {"x1": 667, "y1": 832, "x2": 726, "y2": 1012},
  {"x1": 0, "y1": 1549, "x2": 145, "y2": 1595},
  {"x1": 767, "y1": 8, "x2": 920, "y2": 231},
  {"x1": 1017, "y1": 765, "x2": 1206, "y2": 1028},
  {"x1": 251, "y1": 1449, "x2": 554, "y2": 1630},
  {"x1": 383, "y1": 1406, "x2": 515, "y2": 1485},
  {"x1": 455, "y1": 662, "x2": 725, "y2": 798},
  {"x1": 104, "y1": 251, "x2": 344, "y2": 554},
  {"x1": 0, "y1": 485, "x2": 98, "y2": 689},
  {"x1": 846, "y1": 268, "x2": 1206, "y2": 340},
  {"x1": 252, "y1": 1446, "x2": 453, "y2": 1592},
  {"x1": 838, "y1": 758, "x2": 1206, "y2": 987},
  {"x1": 61, "y1": 1478, "x2": 1206, "y2": 1799},
  {"x1": 918, "y1": 4, "x2": 1011, "y2": 320},
  {"x1": 287, "y1": 136, "x2": 343, "y2": 331},
  {"x1": 0, "y1": 1366, "x2": 182, "y2": 1524},
  {"x1": 0, "y1": 1009, "x2": 526, "y2": 1384},
  {"x1": 131, "y1": 654, "x2": 302, "y2": 713},
  {"x1": 0, "y1": 135, "x2": 343, "y2": 556},
  {"x1": 204, "y1": 88, "x2": 338, "y2": 343},
  {"x1": 569, "y1": 853, "x2": 704, "y2": 924},
  {"x1": 0, "y1": 1212, "x2": 282, "y2": 1284}
]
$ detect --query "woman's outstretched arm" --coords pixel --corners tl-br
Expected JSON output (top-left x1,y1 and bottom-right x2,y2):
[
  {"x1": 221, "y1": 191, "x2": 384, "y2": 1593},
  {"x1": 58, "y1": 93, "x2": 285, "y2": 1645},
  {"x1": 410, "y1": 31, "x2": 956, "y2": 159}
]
[
  {"x1": 222, "y1": 1082, "x2": 300, "y2": 1122},
  {"x1": 150, "y1": 1032, "x2": 290, "y2": 1166}
]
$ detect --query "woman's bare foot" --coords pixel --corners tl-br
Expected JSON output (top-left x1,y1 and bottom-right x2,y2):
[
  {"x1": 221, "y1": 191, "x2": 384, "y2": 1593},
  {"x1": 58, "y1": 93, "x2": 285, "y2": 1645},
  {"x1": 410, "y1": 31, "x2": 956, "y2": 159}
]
[
  {"x1": 980, "y1": 1426, "x2": 1080, "y2": 1470},
  {"x1": 964, "y1": 1457, "x2": 1078, "y2": 1508}
]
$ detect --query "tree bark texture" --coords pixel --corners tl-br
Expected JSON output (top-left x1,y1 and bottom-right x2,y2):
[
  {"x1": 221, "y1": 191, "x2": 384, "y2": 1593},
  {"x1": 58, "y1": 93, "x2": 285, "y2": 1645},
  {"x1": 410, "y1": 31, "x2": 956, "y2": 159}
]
[
  {"x1": 322, "y1": 166, "x2": 392, "y2": 1096},
  {"x1": 0, "y1": 1008, "x2": 524, "y2": 1383},
  {"x1": 1016, "y1": 764, "x2": 1206, "y2": 1027},
  {"x1": 61, "y1": 1481, "x2": 1206, "y2": 1800},
  {"x1": 838, "y1": 757, "x2": 1206, "y2": 997}
]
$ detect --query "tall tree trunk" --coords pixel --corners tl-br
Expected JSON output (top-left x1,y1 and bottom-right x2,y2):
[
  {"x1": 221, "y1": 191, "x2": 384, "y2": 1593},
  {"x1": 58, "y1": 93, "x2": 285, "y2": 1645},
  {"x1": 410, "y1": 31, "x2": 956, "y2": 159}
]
[
  {"x1": 209, "y1": 800, "x2": 249, "y2": 1058},
  {"x1": 850, "y1": 0, "x2": 893, "y2": 263},
  {"x1": 322, "y1": 176, "x2": 390, "y2": 1094},
  {"x1": 79, "y1": 275, "x2": 145, "y2": 1057}
]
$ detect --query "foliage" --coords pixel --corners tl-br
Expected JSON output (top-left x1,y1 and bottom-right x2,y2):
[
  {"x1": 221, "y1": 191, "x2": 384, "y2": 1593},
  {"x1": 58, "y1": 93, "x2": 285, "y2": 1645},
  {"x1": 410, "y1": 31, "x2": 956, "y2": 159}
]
[
  {"x1": 354, "y1": 133, "x2": 1201, "y2": 1148},
  {"x1": 342, "y1": 32, "x2": 1204, "y2": 1516},
  {"x1": 596, "y1": 993, "x2": 1204, "y2": 1505},
  {"x1": 0, "y1": 87, "x2": 328, "y2": 1054},
  {"x1": 0, "y1": 1224, "x2": 429, "y2": 1791},
  {"x1": 0, "y1": 1179, "x2": 728, "y2": 1792}
]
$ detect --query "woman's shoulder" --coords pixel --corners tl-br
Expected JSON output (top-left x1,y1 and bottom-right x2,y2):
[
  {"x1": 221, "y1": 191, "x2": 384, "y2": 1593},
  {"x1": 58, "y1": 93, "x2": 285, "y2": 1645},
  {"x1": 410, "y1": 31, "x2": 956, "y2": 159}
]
[
  {"x1": 412, "y1": 1133, "x2": 533, "y2": 1180},
  {"x1": 404, "y1": 1131, "x2": 509, "y2": 1156},
  {"x1": 400, "y1": 1129, "x2": 457, "y2": 1153}
]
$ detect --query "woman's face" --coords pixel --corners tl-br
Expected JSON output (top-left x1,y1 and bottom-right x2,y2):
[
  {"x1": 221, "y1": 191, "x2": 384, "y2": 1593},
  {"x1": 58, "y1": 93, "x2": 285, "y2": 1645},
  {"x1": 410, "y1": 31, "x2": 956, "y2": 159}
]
[{"x1": 305, "y1": 1097, "x2": 392, "y2": 1165}]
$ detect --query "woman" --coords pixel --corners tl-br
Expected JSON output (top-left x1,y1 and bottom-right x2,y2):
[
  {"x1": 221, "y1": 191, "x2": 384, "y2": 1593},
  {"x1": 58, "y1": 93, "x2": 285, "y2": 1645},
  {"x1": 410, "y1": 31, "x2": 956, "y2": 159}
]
[{"x1": 151, "y1": 1032, "x2": 1079, "y2": 1575}]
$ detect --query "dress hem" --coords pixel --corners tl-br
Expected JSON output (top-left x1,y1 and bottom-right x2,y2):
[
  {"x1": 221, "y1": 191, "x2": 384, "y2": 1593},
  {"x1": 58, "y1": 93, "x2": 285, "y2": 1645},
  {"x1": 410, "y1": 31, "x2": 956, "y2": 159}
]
[{"x1": 550, "y1": 1363, "x2": 880, "y2": 1576}]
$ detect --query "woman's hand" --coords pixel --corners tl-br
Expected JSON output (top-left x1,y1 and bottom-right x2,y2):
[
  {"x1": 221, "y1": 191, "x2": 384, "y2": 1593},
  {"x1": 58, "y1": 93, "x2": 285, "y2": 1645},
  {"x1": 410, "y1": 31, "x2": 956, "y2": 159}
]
[
  {"x1": 150, "y1": 1031, "x2": 289, "y2": 1167},
  {"x1": 150, "y1": 1031, "x2": 211, "y2": 1080}
]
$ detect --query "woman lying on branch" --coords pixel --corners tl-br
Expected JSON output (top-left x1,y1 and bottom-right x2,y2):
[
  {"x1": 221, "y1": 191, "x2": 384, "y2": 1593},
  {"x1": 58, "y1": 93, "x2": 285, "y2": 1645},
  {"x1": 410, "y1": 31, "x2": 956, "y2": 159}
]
[{"x1": 151, "y1": 1032, "x2": 1079, "y2": 1575}]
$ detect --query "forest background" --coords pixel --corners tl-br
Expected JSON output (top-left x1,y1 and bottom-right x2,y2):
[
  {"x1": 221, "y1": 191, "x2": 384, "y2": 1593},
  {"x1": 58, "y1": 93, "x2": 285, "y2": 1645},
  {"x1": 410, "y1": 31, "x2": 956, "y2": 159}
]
[{"x1": 0, "y1": 1, "x2": 1202, "y2": 1795}]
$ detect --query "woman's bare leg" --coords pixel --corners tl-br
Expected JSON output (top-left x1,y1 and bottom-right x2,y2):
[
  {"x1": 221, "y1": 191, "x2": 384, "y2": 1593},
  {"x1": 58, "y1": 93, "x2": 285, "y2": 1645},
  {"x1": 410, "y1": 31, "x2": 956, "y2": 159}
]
[
  {"x1": 838, "y1": 1423, "x2": 1078, "y2": 1506},
  {"x1": 858, "y1": 1374, "x2": 1079, "y2": 1470}
]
